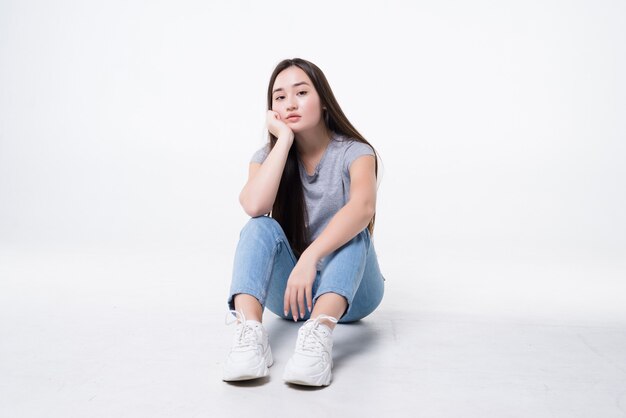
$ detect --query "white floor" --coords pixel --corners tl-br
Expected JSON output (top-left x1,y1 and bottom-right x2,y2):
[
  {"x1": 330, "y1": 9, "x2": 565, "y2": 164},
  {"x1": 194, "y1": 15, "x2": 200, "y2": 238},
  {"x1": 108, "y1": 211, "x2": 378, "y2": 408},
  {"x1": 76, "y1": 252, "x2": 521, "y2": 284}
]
[{"x1": 1, "y1": 249, "x2": 625, "y2": 418}]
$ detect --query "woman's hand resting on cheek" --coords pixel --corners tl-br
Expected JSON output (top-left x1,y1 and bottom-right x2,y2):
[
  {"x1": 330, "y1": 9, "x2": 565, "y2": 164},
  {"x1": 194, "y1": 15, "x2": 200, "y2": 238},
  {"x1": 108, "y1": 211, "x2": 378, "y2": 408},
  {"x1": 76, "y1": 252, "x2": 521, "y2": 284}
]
[{"x1": 266, "y1": 110, "x2": 294, "y2": 144}]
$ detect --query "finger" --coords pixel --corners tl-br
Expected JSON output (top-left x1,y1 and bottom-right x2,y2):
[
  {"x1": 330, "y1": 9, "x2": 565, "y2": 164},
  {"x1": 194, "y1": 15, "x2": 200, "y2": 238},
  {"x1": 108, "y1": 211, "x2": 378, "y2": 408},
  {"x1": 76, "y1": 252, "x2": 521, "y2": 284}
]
[
  {"x1": 290, "y1": 290, "x2": 298, "y2": 322},
  {"x1": 306, "y1": 286, "x2": 313, "y2": 314},
  {"x1": 297, "y1": 288, "x2": 306, "y2": 318},
  {"x1": 283, "y1": 287, "x2": 290, "y2": 318}
]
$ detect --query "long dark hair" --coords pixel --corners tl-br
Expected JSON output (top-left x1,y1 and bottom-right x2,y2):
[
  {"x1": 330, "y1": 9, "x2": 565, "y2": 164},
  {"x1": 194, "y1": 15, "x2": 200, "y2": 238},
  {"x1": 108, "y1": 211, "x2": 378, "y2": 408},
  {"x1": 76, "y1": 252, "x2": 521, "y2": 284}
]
[{"x1": 266, "y1": 58, "x2": 380, "y2": 258}]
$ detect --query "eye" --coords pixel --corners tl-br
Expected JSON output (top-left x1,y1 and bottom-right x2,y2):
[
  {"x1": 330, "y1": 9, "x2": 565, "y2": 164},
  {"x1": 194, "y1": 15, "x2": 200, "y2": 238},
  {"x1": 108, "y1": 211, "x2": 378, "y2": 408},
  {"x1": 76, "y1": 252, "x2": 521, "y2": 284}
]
[
  {"x1": 297, "y1": 91, "x2": 308, "y2": 96},
  {"x1": 274, "y1": 95, "x2": 284, "y2": 101}
]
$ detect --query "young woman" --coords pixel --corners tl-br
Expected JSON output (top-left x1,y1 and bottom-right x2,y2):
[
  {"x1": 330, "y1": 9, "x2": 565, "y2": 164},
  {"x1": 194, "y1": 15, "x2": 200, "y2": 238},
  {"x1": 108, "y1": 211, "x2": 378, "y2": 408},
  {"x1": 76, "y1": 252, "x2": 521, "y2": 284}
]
[{"x1": 223, "y1": 58, "x2": 385, "y2": 387}]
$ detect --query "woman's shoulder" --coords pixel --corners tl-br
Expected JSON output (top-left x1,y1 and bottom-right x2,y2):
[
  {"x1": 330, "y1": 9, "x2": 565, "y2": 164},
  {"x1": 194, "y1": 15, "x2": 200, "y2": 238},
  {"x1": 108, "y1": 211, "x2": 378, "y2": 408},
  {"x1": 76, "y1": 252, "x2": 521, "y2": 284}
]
[
  {"x1": 329, "y1": 132, "x2": 375, "y2": 173},
  {"x1": 331, "y1": 132, "x2": 360, "y2": 148},
  {"x1": 332, "y1": 132, "x2": 374, "y2": 155}
]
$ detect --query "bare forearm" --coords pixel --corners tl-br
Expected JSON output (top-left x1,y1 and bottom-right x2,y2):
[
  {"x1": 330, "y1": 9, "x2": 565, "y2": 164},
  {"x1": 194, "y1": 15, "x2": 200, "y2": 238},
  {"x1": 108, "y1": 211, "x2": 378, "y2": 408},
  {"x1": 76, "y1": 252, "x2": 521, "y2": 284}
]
[
  {"x1": 239, "y1": 134, "x2": 293, "y2": 216},
  {"x1": 302, "y1": 201, "x2": 375, "y2": 264}
]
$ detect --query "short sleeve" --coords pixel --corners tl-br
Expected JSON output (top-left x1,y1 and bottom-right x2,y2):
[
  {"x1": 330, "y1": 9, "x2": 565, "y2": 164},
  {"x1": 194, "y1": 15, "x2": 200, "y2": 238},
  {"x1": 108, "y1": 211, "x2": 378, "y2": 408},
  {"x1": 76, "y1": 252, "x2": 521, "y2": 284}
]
[
  {"x1": 343, "y1": 140, "x2": 375, "y2": 174},
  {"x1": 250, "y1": 144, "x2": 270, "y2": 164}
]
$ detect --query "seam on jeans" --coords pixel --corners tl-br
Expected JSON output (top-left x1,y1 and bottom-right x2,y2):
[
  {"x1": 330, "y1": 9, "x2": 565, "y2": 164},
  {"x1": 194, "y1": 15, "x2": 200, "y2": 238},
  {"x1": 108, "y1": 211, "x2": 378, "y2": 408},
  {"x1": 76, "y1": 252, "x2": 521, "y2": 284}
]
[
  {"x1": 274, "y1": 236, "x2": 297, "y2": 265},
  {"x1": 255, "y1": 217, "x2": 288, "y2": 302},
  {"x1": 256, "y1": 218, "x2": 296, "y2": 302},
  {"x1": 259, "y1": 242, "x2": 279, "y2": 302},
  {"x1": 264, "y1": 216, "x2": 297, "y2": 265}
]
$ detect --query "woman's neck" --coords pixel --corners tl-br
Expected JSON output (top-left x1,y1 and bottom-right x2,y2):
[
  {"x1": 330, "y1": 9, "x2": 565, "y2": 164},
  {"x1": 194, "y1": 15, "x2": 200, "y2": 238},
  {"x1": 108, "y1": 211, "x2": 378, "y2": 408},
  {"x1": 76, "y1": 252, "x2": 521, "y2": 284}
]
[{"x1": 295, "y1": 124, "x2": 332, "y2": 157}]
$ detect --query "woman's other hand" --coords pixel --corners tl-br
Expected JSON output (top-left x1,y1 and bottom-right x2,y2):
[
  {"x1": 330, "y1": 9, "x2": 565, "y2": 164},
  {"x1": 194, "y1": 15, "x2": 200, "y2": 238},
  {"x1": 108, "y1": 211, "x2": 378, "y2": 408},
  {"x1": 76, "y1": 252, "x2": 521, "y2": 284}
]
[{"x1": 283, "y1": 254, "x2": 317, "y2": 321}]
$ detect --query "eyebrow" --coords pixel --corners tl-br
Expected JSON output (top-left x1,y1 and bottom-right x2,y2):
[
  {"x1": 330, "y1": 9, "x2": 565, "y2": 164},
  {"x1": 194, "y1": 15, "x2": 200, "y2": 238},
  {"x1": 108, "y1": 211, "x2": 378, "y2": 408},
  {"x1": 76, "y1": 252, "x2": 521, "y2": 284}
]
[{"x1": 272, "y1": 81, "x2": 310, "y2": 94}]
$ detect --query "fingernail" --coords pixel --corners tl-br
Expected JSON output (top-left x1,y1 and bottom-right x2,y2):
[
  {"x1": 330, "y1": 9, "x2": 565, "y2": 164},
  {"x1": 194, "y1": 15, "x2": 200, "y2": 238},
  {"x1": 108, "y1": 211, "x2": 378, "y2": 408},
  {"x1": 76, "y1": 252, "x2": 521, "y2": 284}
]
[{"x1": 284, "y1": 311, "x2": 288, "y2": 316}]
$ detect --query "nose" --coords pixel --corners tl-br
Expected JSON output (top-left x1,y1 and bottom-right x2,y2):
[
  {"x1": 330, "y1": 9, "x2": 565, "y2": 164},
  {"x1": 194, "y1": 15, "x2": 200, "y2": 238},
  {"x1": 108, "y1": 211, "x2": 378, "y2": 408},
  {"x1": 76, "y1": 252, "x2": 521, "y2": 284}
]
[{"x1": 286, "y1": 95, "x2": 297, "y2": 111}]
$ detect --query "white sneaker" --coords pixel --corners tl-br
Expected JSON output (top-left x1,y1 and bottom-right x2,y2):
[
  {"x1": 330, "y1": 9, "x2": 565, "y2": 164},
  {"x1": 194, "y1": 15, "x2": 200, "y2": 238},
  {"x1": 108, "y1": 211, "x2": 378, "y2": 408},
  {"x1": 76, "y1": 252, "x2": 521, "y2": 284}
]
[
  {"x1": 283, "y1": 314, "x2": 339, "y2": 386},
  {"x1": 222, "y1": 310, "x2": 273, "y2": 381}
]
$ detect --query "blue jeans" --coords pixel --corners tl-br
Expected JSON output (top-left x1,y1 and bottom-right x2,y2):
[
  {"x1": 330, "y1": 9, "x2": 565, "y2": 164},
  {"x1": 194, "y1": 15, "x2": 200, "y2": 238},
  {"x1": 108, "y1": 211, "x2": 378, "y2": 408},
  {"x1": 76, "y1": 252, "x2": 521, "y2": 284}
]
[{"x1": 227, "y1": 216, "x2": 385, "y2": 323}]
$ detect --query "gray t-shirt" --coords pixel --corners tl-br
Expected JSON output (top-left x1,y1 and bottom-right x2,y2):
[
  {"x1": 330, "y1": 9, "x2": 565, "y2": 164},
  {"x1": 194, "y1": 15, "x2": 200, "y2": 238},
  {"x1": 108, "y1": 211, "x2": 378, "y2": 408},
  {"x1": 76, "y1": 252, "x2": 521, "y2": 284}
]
[{"x1": 250, "y1": 131, "x2": 375, "y2": 243}]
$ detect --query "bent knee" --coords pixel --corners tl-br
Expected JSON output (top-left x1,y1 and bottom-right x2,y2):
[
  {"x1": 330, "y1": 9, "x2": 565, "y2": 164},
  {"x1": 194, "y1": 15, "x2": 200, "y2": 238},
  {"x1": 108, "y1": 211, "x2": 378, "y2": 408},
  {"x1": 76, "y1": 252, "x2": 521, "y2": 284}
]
[{"x1": 241, "y1": 215, "x2": 281, "y2": 236}]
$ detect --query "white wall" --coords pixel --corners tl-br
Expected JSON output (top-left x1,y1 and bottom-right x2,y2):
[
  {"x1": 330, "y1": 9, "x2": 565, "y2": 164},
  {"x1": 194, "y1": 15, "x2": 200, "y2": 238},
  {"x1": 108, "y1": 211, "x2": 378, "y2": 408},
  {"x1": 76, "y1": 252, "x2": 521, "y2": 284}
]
[{"x1": 1, "y1": 0, "x2": 624, "y2": 320}]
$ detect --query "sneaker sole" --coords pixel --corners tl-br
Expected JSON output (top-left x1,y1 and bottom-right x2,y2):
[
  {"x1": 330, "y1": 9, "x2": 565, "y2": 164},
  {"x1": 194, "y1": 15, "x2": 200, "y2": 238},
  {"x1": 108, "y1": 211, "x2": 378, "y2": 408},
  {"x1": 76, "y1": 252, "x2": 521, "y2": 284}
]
[
  {"x1": 282, "y1": 360, "x2": 332, "y2": 386},
  {"x1": 223, "y1": 346, "x2": 273, "y2": 381}
]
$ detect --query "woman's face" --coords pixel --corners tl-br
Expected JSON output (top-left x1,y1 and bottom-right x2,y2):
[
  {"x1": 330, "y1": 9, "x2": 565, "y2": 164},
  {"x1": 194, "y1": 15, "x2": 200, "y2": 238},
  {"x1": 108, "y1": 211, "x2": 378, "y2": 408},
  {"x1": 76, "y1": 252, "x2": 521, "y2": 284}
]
[{"x1": 271, "y1": 66, "x2": 324, "y2": 134}]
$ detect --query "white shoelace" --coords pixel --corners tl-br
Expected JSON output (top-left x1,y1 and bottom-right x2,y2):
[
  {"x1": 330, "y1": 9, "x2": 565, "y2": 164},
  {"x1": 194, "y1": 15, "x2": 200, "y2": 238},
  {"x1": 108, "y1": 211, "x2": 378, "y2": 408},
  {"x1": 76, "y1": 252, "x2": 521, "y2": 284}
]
[
  {"x1": 225, "y1": 310, "x2": 260, "y2": 352},
  {"x1": 297, "y1": 314, "x2": 338, "y2": 353}
]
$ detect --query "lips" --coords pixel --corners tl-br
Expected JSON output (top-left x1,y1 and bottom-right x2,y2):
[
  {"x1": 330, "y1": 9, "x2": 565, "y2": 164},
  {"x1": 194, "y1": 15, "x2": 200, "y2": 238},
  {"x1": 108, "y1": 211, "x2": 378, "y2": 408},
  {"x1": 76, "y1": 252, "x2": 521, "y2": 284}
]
[{"x1": 286, "y1": 114, "x2": 301, "y2": 120}]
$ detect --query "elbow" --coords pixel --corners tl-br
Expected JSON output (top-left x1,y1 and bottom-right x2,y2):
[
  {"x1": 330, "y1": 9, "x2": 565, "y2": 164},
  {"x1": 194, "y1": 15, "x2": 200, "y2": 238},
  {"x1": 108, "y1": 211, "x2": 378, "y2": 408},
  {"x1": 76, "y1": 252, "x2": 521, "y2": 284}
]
[
  {"x1": 353, "y1": 199, "x2": 376, "y2": 222},
  {"x1": 239, "y1": 194, "x2": 271, "y2": 218},
  {"x1": 365, "y1": 203, "x2": 376, "y2": 221},
  {"x1": 361, "y1": 195, "x2": 376, "y2": 218},
  {"x1": 245, "y1": 206, "x2": 271, "y2": 218}
]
